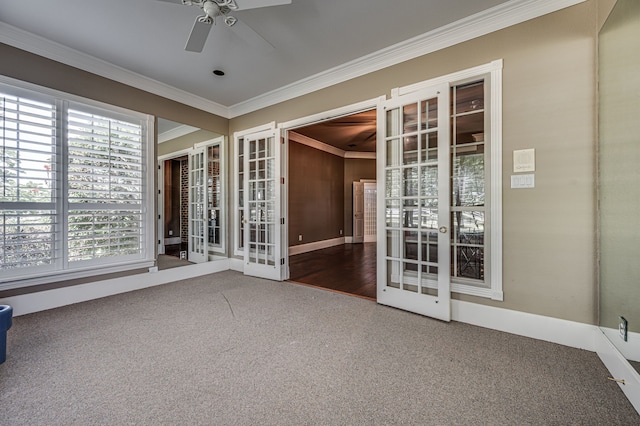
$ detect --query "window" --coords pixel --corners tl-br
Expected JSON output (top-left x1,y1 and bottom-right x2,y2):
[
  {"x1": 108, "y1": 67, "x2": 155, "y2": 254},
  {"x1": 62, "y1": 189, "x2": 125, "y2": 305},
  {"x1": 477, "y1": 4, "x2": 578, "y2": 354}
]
[
  {"x1": 0, "y1": 79, "x2": 154, "y2": 288},
  {"x1": 450, "y1": 80, "x2": 486, "y2": 284}
]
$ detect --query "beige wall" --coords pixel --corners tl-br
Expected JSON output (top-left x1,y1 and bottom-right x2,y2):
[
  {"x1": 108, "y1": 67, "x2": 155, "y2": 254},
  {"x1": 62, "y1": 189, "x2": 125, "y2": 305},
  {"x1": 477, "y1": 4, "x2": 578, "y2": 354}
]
[
  {"x1": 0, "y1": 44, "x2": 229, "y2": 136},
  {"x1": 229, "y1": 1, "x2": 600, "y2": 324},
  {"x1": 157, "y1": 129, "x2": 222, "y2": 157}
]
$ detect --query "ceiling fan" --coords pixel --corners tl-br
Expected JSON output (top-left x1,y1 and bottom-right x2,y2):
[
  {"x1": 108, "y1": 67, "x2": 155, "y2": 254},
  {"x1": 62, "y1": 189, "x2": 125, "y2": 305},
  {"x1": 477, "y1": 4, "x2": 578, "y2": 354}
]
[{"x1": 159, "y1": 0, "x2": 292, "y2": 53}]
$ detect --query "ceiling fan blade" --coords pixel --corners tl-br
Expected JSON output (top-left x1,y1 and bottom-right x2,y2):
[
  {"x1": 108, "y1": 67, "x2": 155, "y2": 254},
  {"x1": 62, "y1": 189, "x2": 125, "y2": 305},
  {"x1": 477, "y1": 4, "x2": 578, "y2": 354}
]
[
  {"x1": 234, "y1": 0, "x2": 291, "y2": 11},
  {"x1": 185, "y1": 18, "x2": 212, "y2": 52},
  {"x1": 155, "y1": 0, "x2": 184, "y2": 4},
  {"x1": 229, "y1": 19, "x2": 274, "y2": 51}
]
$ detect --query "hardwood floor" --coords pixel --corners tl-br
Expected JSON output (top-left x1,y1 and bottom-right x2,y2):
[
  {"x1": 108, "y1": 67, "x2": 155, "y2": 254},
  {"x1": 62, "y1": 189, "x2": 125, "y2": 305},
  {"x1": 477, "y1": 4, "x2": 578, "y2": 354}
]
[{"x1": 288, "y1": 242, "x2": 376, "y2": 300}]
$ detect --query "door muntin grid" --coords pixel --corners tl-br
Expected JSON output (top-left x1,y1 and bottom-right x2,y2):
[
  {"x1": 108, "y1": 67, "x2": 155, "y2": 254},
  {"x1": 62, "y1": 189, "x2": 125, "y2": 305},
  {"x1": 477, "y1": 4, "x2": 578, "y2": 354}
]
[
  {"x1": 207, "y1": 144, "x2": 222, "y2": 250},
  {"x1": 246, "y1": 135, "x2": 277, "y2": 266},
  {"x1": 189, "y1": 149, "x2": 206, "y2": 262},
  {"x1": 382, "y1": 86, "x2": 450, "y2": 307}
]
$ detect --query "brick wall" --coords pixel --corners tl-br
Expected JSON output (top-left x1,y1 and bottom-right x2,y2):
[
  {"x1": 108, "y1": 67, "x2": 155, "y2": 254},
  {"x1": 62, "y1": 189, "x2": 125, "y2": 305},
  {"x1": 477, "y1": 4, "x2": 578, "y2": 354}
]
[{"x1": 180, "y1": 158, "x2": 189, "y2": 243}]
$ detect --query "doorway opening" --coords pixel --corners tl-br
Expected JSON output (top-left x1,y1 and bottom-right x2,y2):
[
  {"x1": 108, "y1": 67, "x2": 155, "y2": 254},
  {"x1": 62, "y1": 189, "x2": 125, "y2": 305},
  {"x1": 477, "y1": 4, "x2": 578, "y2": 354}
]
[
  {"x1": 286, "y1": 109, "x2": 377, "y2": 299},
  {"x1": 157, "y1": 154, "x2": 194, "y2": 270}
]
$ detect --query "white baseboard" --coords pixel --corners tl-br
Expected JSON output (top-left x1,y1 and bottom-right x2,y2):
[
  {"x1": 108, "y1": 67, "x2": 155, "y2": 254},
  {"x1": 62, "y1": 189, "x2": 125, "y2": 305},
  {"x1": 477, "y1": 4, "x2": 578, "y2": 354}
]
[
  {"x1": 451, "y1": 300, "x2": 599, "y2": 351},
  {"x1": 288, "y1": 237, "x2": 345, "y2": 256},
  {"x1": 601, "y1": 327, "x2": 640, "y2": 363},
  {"x1": 1, "y1": 259, "x2": 230, "y2": 316},
  {"x1": 345, "y1": 236, "x2": 353, "y2": 243},
  {"x1": 595, "y1": 328, "x2": 640, "y2": 414},
  {"x1": 229, "y1": 257, "x2": 244, "y2": 272},
  {"x1": 451, "y1": 300, "x2": 640, "y2": 415}
]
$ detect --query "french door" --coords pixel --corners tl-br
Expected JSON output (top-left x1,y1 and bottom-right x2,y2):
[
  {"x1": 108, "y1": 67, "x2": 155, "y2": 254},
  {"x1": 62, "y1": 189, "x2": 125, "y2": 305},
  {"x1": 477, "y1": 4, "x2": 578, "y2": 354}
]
[
  {"x1": 242, "y1": 129, "x2": 284, "y2": 280},
  {"x1": 188, "y1": 147, "x2": 208, "y2": 263},
  {"x1": 377, "y1": 83, "x2": 451, "y2": 321}
]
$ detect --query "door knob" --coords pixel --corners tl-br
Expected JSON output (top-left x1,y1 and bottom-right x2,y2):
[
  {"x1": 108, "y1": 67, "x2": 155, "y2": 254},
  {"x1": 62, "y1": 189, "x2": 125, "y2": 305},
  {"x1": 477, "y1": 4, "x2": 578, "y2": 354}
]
[{"x1": 439, "y1": 226, "x2": 448, "y2": 233}]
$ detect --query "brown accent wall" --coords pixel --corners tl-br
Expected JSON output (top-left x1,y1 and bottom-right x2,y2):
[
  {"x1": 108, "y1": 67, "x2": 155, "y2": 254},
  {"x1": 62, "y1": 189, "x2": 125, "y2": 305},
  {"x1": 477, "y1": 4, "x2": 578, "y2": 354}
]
[
  {"x1": 344, "y1": 158, "x2": 377, "y2": 237},
  {"x1": 163, "y1": 159, "x2": 182, "y2": 238},
  {"x1": 288, "y1": 143, "x2": 344, "y2": 246}
]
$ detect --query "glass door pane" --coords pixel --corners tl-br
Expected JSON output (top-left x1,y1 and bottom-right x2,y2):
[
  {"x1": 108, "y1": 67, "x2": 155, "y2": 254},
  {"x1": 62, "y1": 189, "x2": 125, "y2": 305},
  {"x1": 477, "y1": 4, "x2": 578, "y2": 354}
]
[{"x1": 207, "y1": 144, "x2": 222, "y2": 252}]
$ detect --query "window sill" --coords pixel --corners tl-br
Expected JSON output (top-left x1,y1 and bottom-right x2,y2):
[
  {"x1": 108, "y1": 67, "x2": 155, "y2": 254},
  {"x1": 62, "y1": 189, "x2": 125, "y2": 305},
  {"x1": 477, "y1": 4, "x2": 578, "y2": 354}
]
[{"x1": 0, "y1": 260, "x2": 155, "y2": 292}]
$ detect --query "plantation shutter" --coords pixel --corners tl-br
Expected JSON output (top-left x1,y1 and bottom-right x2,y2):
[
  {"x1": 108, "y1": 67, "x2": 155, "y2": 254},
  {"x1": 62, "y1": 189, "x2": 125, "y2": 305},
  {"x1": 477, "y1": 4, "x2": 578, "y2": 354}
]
[
  {"x1": 0, "y1": 91, "x2": 58, "y2": 272},
  {"x1": 66, "y1": 108, "x2": 145, "y2": 263}
]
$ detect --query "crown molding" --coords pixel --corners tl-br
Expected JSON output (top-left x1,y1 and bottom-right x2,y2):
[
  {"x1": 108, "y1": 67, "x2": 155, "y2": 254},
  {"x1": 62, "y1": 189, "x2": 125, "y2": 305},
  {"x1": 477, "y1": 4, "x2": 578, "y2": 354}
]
[
  {"x1": 289, "y1": 132, "x2": 346, "y2": 158},
  {"x1": 0, "y1": 22, "x2": 230, "y2": 118},
  {"x1": 289, "y1": 132, "x2": 375, "y2": 159},
  {"x1": 1, "y1": 0, "x2": 585, "y2": 120},
  {"x1": 228, "y1": 0, "x2": 586, "y2": 117},
  {"x1": 158, "y1": 123, "x2": 200, "y2": 144}
]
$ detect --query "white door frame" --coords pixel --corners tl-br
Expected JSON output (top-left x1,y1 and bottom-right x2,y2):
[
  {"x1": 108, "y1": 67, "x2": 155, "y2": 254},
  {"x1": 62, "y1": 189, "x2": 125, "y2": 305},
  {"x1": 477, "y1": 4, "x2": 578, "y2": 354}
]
[{"x1": 278, "y1": 97, "x2": 385, "y2": 278}]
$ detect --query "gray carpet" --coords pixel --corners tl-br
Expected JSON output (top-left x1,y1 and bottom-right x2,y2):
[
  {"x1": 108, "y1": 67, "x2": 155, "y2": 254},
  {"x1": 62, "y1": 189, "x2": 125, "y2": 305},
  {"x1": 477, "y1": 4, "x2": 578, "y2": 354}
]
[
  {"x1": 157, "y1": 254, "x2": 194, "y2": 270},
  {"x1": 1, "y1": 270, "x2": 638, "y2": 425}
]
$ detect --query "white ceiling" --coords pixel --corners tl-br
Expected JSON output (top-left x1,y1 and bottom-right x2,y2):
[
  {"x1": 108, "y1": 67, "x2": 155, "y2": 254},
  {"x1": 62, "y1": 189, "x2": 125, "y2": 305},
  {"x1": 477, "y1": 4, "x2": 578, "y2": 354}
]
[{"x1": 0, "y1": 0, "x2": 580, "y2": 118}]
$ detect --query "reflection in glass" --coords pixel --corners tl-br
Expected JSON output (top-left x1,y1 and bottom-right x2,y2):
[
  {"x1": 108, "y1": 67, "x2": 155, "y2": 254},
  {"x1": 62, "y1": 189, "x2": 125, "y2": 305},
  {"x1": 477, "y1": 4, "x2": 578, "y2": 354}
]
[
  {"x1": 454, "y1": 113, "x2": 484, "y2": 145},
  {"x1": 403, "y1": 103, "x2": 418, "y2": 133},
  {"x1": 452, "y1": 150, "x2": 485, "y2": 207},
  {"x1": 157, "y1": 118, "x2": 225, "y2": 270},
  {"x1": 387, "y1": 138, "x2": 401, "y2": 167},
  {"x1": 385, "y1": 169, "x2": 401, "y2": 198},
  {"x1": 403, "y1": 136, "x2": 418, "y2": 165},
  {"x1": 403, "y1": 167, "x2": 418, "y2": 197},
  {"x1": 451, "y1": 211, "x2": 484, "y2": 280},
  {"x1": 386, "y1": 199, "x2": 401, "y2": 227},
  {"x1": 421, "y1": 98, "x2": 438, "y2": 129}
]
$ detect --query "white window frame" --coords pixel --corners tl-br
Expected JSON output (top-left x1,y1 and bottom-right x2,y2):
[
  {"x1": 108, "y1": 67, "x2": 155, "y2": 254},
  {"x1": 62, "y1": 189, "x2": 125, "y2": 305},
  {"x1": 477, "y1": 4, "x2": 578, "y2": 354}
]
[
  {"x1": 232, "y1": 122, "x2": 275, "y2": 257},
  {"x1": 394, "y1": 60, "x2": 503, "y2": 300},
  {"x1": 194, "y1": 136, "x2": 226, "y2": 256},
  {"x1": 0, "y1": 76, "x2": 155, "y2": 290}
]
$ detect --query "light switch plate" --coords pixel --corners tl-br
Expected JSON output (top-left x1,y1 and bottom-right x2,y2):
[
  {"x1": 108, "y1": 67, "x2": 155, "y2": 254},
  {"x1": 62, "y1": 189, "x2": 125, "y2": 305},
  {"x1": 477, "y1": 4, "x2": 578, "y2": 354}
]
[
  {"x1": 511, "y1": 174, "x2": 535, "y2": 189},
  {"x1": 513, "y1": 149, "x2": 535, "y2": 172}
]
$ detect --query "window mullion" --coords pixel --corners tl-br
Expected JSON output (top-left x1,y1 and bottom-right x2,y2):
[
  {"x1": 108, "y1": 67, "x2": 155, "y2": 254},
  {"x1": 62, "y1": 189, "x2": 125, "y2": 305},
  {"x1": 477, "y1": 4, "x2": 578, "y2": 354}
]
[{"x1": 58, "y1": 99, "x2": 68, "y2": 271}]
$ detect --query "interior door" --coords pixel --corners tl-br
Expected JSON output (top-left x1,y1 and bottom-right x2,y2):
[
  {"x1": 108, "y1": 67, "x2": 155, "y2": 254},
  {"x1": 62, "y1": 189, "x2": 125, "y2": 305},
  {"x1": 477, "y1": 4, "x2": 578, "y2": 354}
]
[
  {"x1": 353, "y1": 181, "x2": 365, "y2": 244},
  {"x1": 364, "y1": 182, "x2": 377, "y2": 243},
  {"x1": 243, "y1": 129, "x2": 284, "y2": 280},
  {"x1": 377, "y1": 83, "x2": 451, "y2": 321},
  {"x1": 188, "y1": 147, "x2": 207, "y2": 263}
]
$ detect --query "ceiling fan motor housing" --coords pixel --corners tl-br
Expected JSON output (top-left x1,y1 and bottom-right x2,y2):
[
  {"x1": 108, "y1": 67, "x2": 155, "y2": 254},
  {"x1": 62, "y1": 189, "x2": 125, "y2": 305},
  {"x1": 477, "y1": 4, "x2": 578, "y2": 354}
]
[{"x1": 201, "y1": 0, "x2": 237, "y2": 23}]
